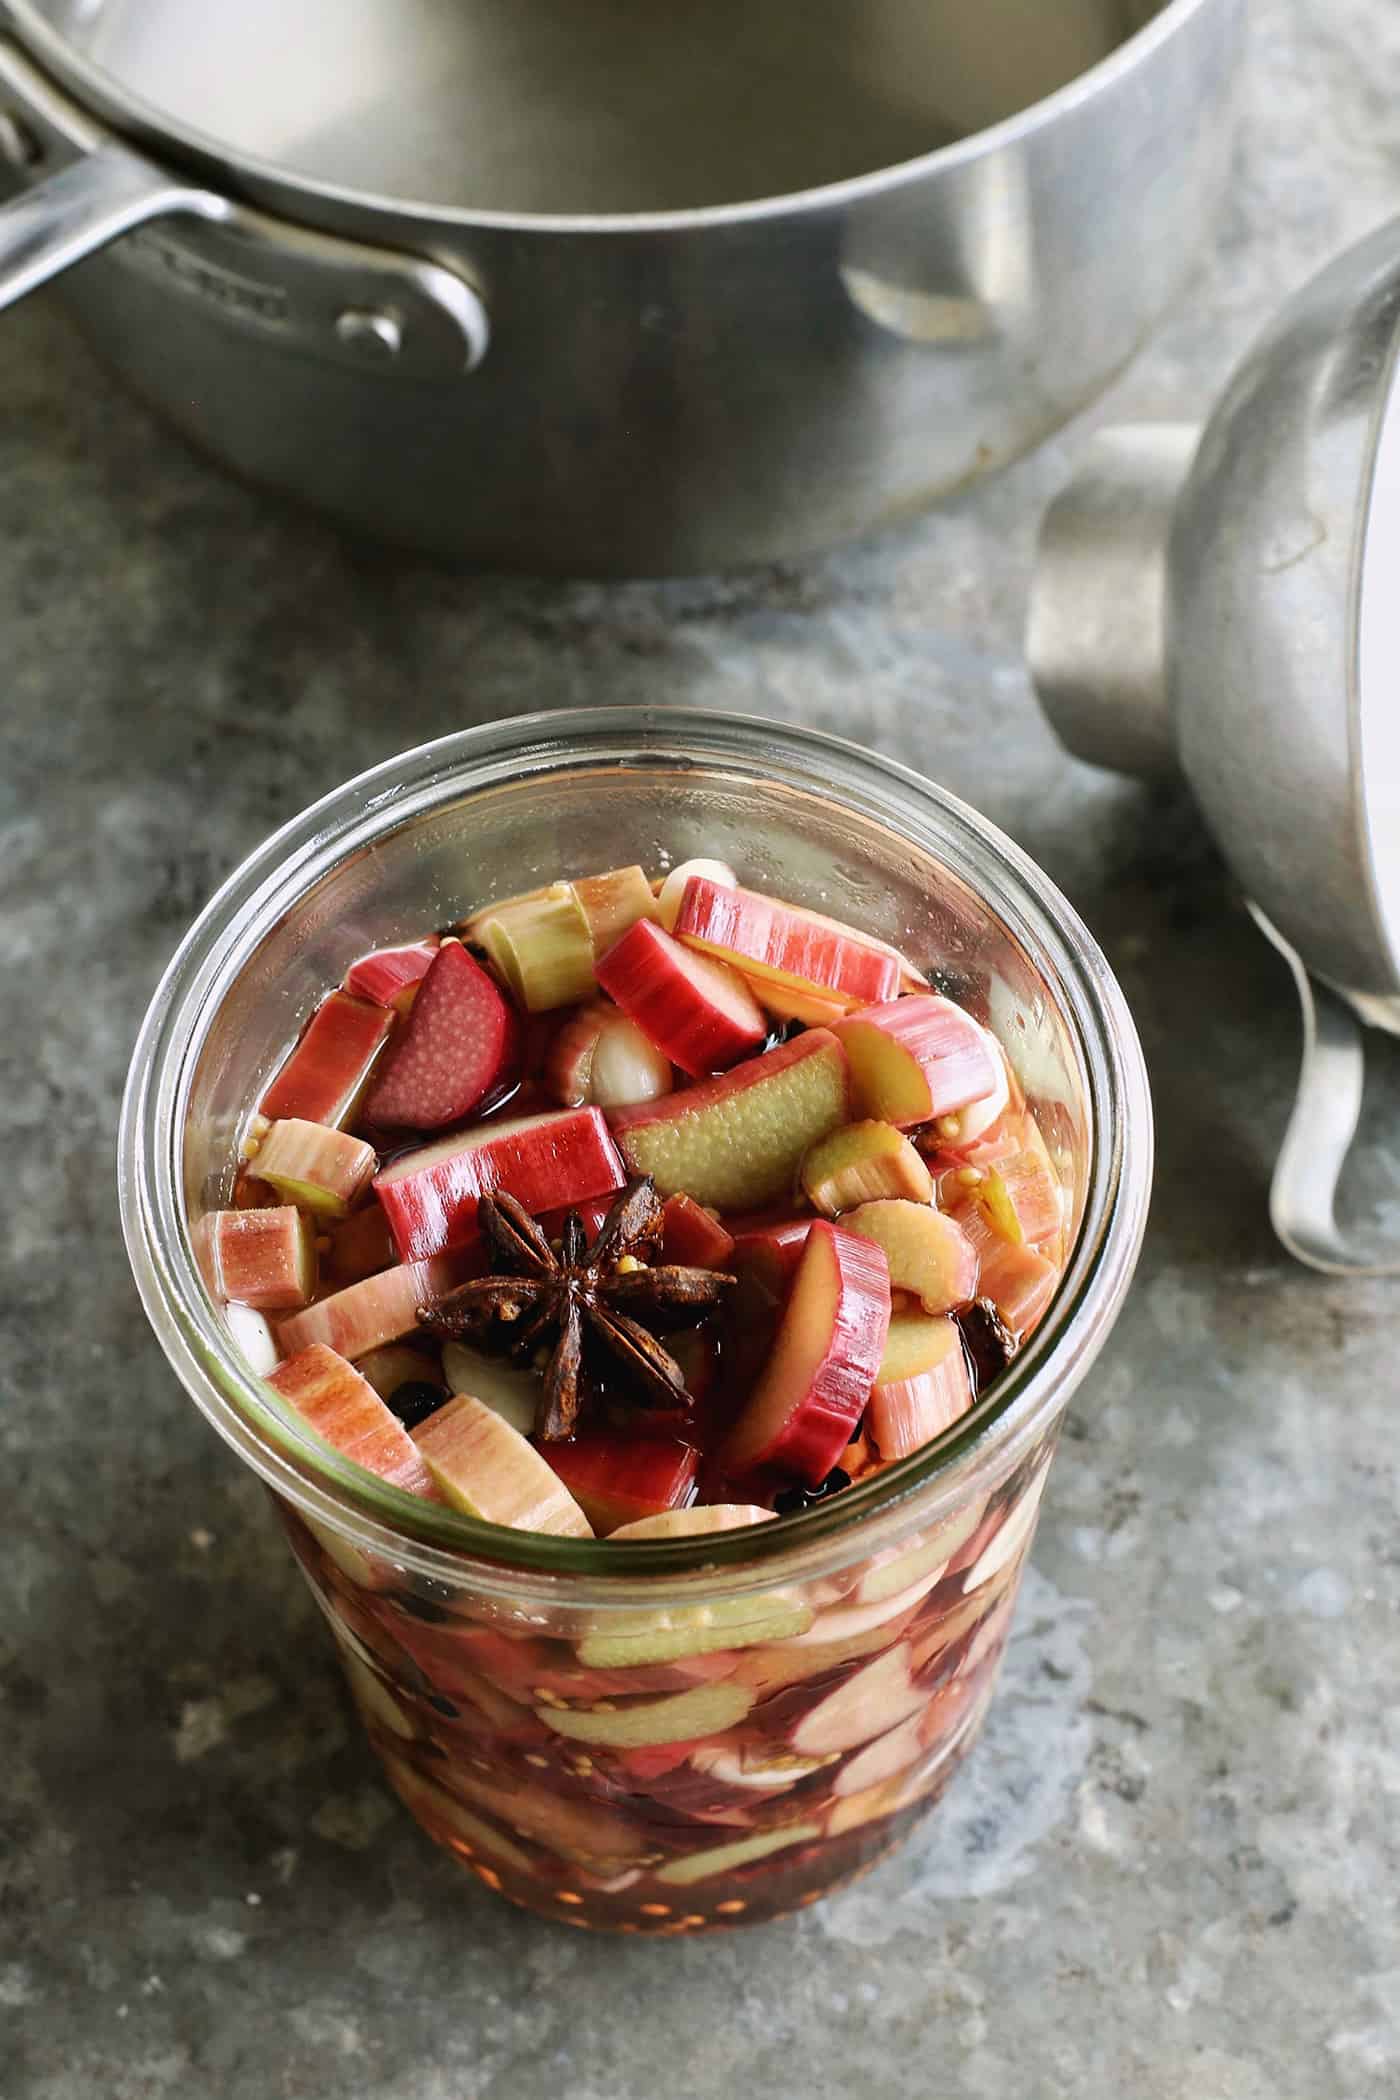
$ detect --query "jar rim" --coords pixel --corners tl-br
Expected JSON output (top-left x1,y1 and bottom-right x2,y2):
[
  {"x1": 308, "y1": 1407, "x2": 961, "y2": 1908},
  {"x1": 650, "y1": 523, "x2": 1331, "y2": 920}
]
[{"x1": 118, "y1": 705, "x2": 1152, "y2": 1601}]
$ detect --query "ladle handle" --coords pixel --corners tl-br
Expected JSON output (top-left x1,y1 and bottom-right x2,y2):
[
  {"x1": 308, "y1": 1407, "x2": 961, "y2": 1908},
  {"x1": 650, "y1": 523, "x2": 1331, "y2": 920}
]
[{"x1": 1250, "y1": 905, "x2": 1400, "y2": 1276}]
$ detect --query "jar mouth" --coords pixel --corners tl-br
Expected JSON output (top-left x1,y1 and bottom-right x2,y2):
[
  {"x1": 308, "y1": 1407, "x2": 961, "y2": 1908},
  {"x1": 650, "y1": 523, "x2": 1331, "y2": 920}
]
[{"x1": 118, "y1": 706, "x2": 1151, "y2": 1600}]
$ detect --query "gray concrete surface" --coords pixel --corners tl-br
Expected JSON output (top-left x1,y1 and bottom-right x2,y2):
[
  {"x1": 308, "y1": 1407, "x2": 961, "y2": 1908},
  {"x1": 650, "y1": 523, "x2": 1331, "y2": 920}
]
[{"x1": 4, "y1": 1, "x2": 1400, "y2": 2093}]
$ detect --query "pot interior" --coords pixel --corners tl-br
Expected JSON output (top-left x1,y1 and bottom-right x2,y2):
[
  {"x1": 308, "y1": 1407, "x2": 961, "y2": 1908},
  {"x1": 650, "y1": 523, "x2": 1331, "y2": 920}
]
[{"x1": 24, "y1": 0, "x2": 1166, "y2": 214}]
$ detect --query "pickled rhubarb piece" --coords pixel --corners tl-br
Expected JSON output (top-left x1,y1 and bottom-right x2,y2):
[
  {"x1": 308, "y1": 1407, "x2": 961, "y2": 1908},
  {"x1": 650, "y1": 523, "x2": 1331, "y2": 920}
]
[
  {"x1": 785, "y1": 1569, "x2": 943, "y2": 1647},
  {"x1": 800, "y1": 1122, "x2": 934, "y2": 1215},
  {"x1": 385, "y1": 1760, "x2": 537, "y2": 1872},
  {"x1": 441, "y1": 1340, "x2": 538, "y2": 1435},
  {"x1": 473, "y1": 885, "x2": 596, "y2": 1011},
  {"x1": 832, "y1": 1709, "x2": 926, "y2": 1796},
  {"x1": 988, "y1": 1137, "x2": 1064, "y2": 1247},
  {"x1": 789, "y1": 1643, "x2": 923, "y2": 1755},
  {"x1": 959, "y1": 1468, "x2": 1048, "y2": 1592},
  {"x1": 609, "y1": 1031, "x2": 849, "y2": 1212},
  {"x1": 656, "y1": 857, "x2": 736, "y2": 931},
  {"x1": 570, "y1": 864, "x2": 658, "y2": 953},
  {"x1": 355, "y1": 1342, "x2": 445, "y2": 1406},
  {"x1": 259, "y1": 991, "x2": 392, "y2": 1127},
  {"x1": 869, "y1": 1314, "x2": 974, "y2": 1457},
  {"x1": 576, "y1": 1587, "x2": 811, "y2": 1666},
  {"x1": 654, "y1": 1823, "x2": 824, "y2": 1886},
  {"x1": 850, "y1": 1501, "x2": 983, "y2": 1602},
  {"x1": 675, "y1": 877, "x2": 901, "y2": 1009},
  {"x1": 344, "y1": 937, "x2": 439, "y2": 1009},
  {"x1": 724, "y1": 1221, "x2": 891, "y2": 1485},
  {"x1": 661, "y1": 1193, "x2": 736, "y2": 1270},
  {"x1": 729, "y1": 1214, "x2": 813, "y2": 1288},
  {"x1": 944, "y1": 1193, "x2": 1059, "y2": 1337},
  {"x1": 536, "y1": 1680, "x2": 753, "y2": 1749},
  {"x1": 541, "y1": 1432, "x2": 698, "y2": 1534},
  {"x1": 597, "y1": 918, "x2": 767, "y2": 1077},
  {"x1": 362, "y1": 941, "x2": 519, "y2": 1131},
  {"x1": 337, "y1": 1645, "x2": 417, "y2": 1741},
  {"x1": 268, "y1": 1343, "x2": 437, "y2": 1496},
  {"x1": 325, "y1": 1202, "x2": 396, "y2": 1284},
  {"x1": 833, "y1": 995, "x2": 1002, "y2": 1128},
  {"x1": 688, "y1": 1740, "x2": 830, "y2": 1791},
  {"x1": 374, "y1": 1107, "x2": 625, "y2": 1263},
  {"x1": 732, "y1": 1613, "x2": 911, "y2": 1694},
  {"x1": 414, "y1": 1395, "x2": 593, "y2": 1536},
  {"x1": 255, "y1": 1118, "x2": 377, "y2": 1217},
  {"x1": 845, "y1": 1199, "x2": 978, "y2": 1314},
  {"x1": 276, "y1": 1255, "x2": 468, "y2": 1360},
  {"x1": 739, "y1": 974, "x2": 850, "y2": 1026},
  {"x1": 207, "y1": 1204, "x2": 315, "y2": 1310},
  {"x1": 451, "y1": 1765, "x2": 645, "y2": 1869},
  {"x1": 544, "y1": 1003, "x2": 672, "y2": 1110},
  {"x1": 609, "y1": 1503, "x2": 775, "y2": 1541}
]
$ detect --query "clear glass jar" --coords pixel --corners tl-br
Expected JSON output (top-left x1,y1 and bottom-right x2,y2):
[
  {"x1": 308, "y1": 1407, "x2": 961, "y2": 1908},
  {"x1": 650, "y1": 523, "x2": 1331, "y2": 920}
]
[{"x1": 118, "y1": 707, "x2": 1151, "y2": 1932}]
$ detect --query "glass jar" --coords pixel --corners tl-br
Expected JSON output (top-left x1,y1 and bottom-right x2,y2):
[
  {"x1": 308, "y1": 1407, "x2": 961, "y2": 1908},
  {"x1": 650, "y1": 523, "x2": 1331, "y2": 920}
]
[{"x1": 118, "y1": 707, "x2": 1151, "y2": 1932}]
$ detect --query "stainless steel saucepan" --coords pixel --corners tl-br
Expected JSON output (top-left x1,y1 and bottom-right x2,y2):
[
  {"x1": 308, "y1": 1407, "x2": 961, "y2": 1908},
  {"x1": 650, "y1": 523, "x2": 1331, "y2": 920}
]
[
  {"x1": 1029, "y1": 220, "x2": 1400, "y2": 1276},
  {"x1": 0, "y1": 0, "x2": 1242, "y2": 574}
]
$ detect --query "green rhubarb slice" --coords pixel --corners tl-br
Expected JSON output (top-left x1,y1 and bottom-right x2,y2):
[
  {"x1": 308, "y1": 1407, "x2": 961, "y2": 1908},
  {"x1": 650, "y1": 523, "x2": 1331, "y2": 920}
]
[
  {"x1": 655, "y1": 1823, "x2": 823, "y2": 1887},
  {"x1": 536, "y1": 1680, "x2": 753, "y2": 1749},
  {"x1": 576, "y1": 1592, "x2": 813, "y2": 1669},
  {"x1": 475, "y1": 885, "x2": 596, "y2": 1012},
  {"x1": 612, "y1": 1034, "x2": 848, "y2": 1211}
]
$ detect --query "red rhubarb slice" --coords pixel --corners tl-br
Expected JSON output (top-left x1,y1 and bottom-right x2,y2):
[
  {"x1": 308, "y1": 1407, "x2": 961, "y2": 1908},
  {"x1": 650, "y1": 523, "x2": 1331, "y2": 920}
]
[
  {"x1": 540, "y1": 1432, "x2": 698, "y2": 1534},
  {"x1": 268, "y1": 1343, "x2": 436, "y2": 1496},
  {"x1": 728, "y1": 1214, "x2": 814, "y2": 1288},
  {"x1": 596, "y1": 917, "x2": 767, "y2": 1077},
  {"x1": 414, "y1": 1395, "x2": 593, "y2": 1536},
  {"x1": 832, "y1": 995, "x2": 1002, "y2": 1127},
  {"x1": 206, "y1": 1205, "x2": 316, "y2": 1311},
  {"x1": 259, "y1": 991, "x2": 393, "y2": 1127},
  {"x1": 656, "y1": 857, "x2": 736, "y2": 931},
  {"x1": 254, "y1": 1118, "x2": 377, "y2": 1217},
  {"x1": 724, "y1": 1220, "x2": 891, "y2": 1485},
  {"x1": 362, "y1": 940, "x2": 519, "y2": 1132},
  {"x1": 607, "y1": 1031, "x2": 849, "y2": 1212},
  {"x1": 344, "y1": 937, "x2": 440, "y2": 1009},
  {"x1": 868, "y1": 1314, "x2": 975, "y2": 1458},
  {"x1": 661, "y1": 1193, "x2": 736, "y2": 1270},
  {"x1": 326, "y1": 1203, "x2": 396, "y2": 1285},
  {"x1": 276, "y1": 1255, "x2": 469, "y2": 1360},
  {"x1": 374, "y1": 1107, "x2": 625, "y2": 1264},
  {"x1": 675, "y1": 877, "x2": 902, "y2": 1010},
  {"x1": 945, "y1": 1193, "x2": 1059, "y2": 1337}
]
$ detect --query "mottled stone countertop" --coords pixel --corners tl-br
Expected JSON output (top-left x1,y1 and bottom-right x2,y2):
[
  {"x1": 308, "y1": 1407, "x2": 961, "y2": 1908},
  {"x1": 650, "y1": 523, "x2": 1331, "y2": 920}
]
[{"x1": 4, "y1": 2, "x2": 1400, "y2": 2094}]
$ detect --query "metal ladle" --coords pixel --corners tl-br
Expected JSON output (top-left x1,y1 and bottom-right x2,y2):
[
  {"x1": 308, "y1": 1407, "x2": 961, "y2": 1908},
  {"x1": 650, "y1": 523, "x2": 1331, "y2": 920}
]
[{"x1": 1028, "y1": 220, "x2": 1400, "y2": 1275}]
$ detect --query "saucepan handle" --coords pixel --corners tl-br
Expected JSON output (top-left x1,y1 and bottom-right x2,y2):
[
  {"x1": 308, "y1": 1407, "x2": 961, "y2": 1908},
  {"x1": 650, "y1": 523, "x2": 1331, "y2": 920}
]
[
  {"x1": 0, "y1": 37, "x2": 488, "y2": 371},
  {"x1": 1250, "y1": 905, "x2": 1400, "y2": 1275},
  {"x1": 0, "y1": 137, "x2": 230, "y2": 308}
]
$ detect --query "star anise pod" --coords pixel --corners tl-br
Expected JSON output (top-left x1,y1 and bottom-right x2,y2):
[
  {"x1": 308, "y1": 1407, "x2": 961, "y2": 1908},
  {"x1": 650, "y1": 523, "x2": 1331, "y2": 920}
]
[{"x1": 418, "y1": 1178, "x2": 735, "y2": 1441}]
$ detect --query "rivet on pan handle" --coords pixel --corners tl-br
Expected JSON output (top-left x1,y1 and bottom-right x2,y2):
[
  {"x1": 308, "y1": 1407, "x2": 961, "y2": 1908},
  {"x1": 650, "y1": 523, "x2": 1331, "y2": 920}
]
[
  {"x1": 1250, "y1": 905, "x2": 1400, "y2": 1276},
  {"x1": 0, "y1": 37, "x2": 489, "y2": 376}
]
